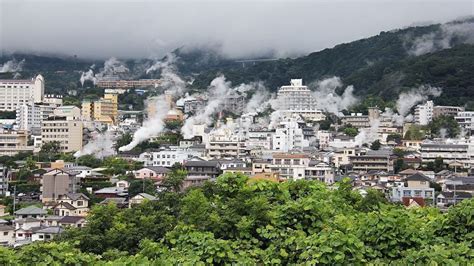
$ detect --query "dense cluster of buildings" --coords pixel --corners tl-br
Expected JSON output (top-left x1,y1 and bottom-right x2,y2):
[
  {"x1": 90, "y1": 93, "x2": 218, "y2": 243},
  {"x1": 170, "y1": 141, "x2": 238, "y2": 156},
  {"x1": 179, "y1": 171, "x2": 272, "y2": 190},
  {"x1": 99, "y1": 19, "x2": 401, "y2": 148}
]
[{"x1": 0, "y1": 76, "x2": 474, "y2": 247}]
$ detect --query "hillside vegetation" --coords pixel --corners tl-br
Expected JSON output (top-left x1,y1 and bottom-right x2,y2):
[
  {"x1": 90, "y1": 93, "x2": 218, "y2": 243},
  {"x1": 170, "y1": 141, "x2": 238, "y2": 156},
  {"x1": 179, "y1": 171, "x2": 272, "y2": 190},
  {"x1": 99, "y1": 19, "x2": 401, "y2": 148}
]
[{"x1": 1, "y1": 174, "x2": 473, "y2": 265}]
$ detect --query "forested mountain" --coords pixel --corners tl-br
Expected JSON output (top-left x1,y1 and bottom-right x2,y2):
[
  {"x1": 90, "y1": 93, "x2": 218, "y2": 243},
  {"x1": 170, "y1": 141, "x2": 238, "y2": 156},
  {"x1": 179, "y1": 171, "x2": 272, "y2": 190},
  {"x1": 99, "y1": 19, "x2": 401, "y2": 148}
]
[{"x1": 1, "y1": 18, "x2": 473, "y2": 108}]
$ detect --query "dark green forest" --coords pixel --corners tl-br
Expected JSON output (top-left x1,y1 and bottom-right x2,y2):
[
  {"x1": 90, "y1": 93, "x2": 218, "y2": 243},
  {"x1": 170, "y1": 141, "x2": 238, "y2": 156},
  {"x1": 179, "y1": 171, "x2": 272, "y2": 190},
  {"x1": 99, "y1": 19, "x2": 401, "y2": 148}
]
[{"x1": 1, "y1": 173, "x2": 473, "y2": 264}]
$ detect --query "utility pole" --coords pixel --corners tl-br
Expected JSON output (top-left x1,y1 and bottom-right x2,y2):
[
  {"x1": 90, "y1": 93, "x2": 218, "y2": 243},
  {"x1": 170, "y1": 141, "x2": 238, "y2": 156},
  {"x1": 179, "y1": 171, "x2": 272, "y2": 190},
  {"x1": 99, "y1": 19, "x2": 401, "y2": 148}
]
[{"x1": 12, "y1": 185, "x2": 16, "y2": 213}]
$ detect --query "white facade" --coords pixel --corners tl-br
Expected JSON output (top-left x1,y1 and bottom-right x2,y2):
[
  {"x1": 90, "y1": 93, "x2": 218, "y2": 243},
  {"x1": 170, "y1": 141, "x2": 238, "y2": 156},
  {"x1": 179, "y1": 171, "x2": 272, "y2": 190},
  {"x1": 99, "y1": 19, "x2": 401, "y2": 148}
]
[
  {"x1": 414, "y1": 101, "x2": 434, "y2": 126},
  {"x1": 15, "y1": 103, "x2": 42, "y2": 134},
  {"x1": 276, "y1": 79, "x2": 323, "y2": 121},
  {"x1": 0, "y1": 75, "x2": 44, "y2": 111},
  {"x1": 140, "y1": 147, "x2": 204, "y2": 167},
  {"x1": 455, "y1": 111, "x2": 474, "y2": 133},
  {"x1": 272, "y1": 120, "x2": 309, "y2": 152}
]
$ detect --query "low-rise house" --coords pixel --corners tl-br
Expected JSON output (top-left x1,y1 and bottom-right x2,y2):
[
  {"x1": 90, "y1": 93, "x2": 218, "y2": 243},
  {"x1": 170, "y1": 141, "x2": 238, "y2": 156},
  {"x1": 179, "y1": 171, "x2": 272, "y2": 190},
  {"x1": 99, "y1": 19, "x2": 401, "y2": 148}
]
[
  {"x1": 43, "y1": 216, "x2": 62, "y2": 227},
  {"x1": 59, "y1": 216, "x2": 87, "y2": 228},
  {"x1": 436, "y1": 191, "x2": 472, "y2": 207},
  {"x1": 402, "y1": 197, "x2": 426, "y2": 208},
  {"x1": 31, "y1": 226, "x2": 63, "y2": 242},
  {"x1": 391, "y1": 173, "x2": 435, "y2": 203},
  {"x1": 305, "y1": 160, "x2": 335, "y2": 184},
  {"x1": 183, "y1": 160, "x2": 222, "y2": 189},
  {"x1": 222, "y1": 167, "x2": 253, "y2": 176},
  {"x1": 99, "y1": 197, "x2": 128, "y2": 208},
  {"x1": 53, "y1": 193, "x2": 90, "y2": 217},
  {"x1": 94, "y1": 187, "x2": 128, "y2": 199},
  {"x1": 0, "y1": 225, "x2": 15, "y2": 246},
  {"x1": 129, "y1": 193, "x2": 157, "y2": 206},
  {"x1": 14, "y1": 206, "x2": 47, "y2": 220},
  {"x1": 134, "y1": 166, "x2": 170, "y2": 181}
]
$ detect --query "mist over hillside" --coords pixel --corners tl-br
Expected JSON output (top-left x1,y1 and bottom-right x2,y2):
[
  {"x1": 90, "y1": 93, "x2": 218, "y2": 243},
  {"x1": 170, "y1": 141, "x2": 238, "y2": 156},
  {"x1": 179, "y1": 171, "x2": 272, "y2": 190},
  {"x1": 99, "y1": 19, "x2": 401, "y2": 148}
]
[{"x1": 1, "y1": 18, "x2": 474, "y2": 108}]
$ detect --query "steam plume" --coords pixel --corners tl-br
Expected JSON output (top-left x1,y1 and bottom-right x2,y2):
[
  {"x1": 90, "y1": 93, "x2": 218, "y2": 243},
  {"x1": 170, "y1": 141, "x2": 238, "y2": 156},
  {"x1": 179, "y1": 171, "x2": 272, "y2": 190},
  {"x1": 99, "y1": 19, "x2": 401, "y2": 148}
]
[
  {"x1": 396, "y1": 85, "x2": 442, "y2": 116},
  {"x1": 119, "y1": 95, "x2": 170, "y2": 151},
  {"x1": 118, "y1": 55, "x2": 186, "y2": 151},
  {"x1": 74, "y1": 130, "x2": 115, "y2": 158},
  {"x1": 312, "y1": 77, "x2": 358, "y2": 116},
  {"x1": 181, "y1": 75, "x2": 234, "y2": 139},
  {"x1": 0, "y1": 59, "x2": 25, "y2": 73},
  {"x1": 408, "y1": 20, "x2": 474, "y2": 56}
]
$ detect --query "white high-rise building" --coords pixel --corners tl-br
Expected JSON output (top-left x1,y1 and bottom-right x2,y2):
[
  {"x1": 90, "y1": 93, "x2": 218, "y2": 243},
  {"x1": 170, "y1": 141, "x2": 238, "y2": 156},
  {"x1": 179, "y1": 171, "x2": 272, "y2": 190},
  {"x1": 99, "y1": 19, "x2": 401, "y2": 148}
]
[
  {"x1": 272, "y1": 120, "x2": 309, "y2": 152},
  {"x1": 414, "y1": 101, "x2": 434, "y2": 126},
  {"x1": 0, "y1": 75, "x2": 45, "y2": 111},
  {"x1": 15, "y1": 103, "x2": 43, "y2": 134},
  {"x1": 276, "y1": 79, "x2": 325, "y2": 121}
]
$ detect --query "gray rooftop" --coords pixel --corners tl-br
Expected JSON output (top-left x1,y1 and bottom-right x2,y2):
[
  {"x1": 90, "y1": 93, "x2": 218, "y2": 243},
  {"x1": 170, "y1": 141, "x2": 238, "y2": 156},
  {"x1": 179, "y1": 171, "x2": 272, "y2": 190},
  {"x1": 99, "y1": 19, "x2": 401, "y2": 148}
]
[{"x1": 14, "y1": 206, "x2": 47, "y2": 215}]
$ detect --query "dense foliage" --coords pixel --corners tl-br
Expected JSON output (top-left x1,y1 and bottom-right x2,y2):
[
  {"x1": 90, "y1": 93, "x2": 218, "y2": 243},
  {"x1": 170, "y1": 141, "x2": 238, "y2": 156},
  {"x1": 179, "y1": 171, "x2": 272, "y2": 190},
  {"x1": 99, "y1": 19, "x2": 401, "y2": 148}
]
[{"x1": 1, "y1": 173, "x2": 472, "y2": 264}]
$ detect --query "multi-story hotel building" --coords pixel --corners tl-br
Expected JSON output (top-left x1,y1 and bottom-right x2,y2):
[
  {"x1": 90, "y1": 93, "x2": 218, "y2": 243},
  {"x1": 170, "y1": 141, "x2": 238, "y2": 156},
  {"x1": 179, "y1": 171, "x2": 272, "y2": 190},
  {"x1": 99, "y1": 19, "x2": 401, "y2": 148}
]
[
  {"x1": 276, "y1": 79, "x2": 324, "y2": 121},
  {"x1": 82, "y1": 93, "x2": 118, "y2": 125},
  {"x1": 41, "y1": 106, "x2": 83, "y2": 153},
  {"x1": 0, "y1": 75, "x2": 44, "y2": 111}
]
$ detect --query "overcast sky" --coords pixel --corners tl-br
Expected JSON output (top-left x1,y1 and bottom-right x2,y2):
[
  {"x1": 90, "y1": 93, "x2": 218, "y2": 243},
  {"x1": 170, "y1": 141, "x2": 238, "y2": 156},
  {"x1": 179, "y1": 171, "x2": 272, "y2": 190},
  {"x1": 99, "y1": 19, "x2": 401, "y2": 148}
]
[{"x1": 1, "y1": 0, "x2": 473, "y2": 59}]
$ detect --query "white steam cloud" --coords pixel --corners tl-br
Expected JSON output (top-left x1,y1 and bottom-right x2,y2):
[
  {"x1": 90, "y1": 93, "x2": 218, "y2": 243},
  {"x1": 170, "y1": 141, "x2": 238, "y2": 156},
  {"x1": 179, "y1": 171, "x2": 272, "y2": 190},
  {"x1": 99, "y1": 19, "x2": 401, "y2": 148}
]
[
  {"x1": 396, "y1": 85, "x2": 442, "y2": 116},
  {"x1": 74, "y1": 130, "x2": 116, "y2": 158},
  {"x1": 119, "y1": 95, "x2": 170, "y2": 151},
  {"x1": 119, "y1": 55, "x2": 186, "y2": 151},
  {"x1": 79, "y1": 57, "x2": 129, "y2": 86},
  {"x1": 312, "y1": 77, "x2": 358, "y2": 116},
  {"x1": 181, "y1": 75, "x2": 235, "y2": 139},
  {"x1": 408, "y1": 20, "x2": 474, "y2": 56},
  {"x1": 0, "y1": 59, "x2": 25, "y2": 74}
]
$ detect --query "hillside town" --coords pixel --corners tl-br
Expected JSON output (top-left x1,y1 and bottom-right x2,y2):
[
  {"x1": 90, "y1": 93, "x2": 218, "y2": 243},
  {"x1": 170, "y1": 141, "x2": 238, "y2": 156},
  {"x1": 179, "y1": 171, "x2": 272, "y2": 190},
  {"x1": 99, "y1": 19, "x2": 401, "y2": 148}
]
[{"x1": 0, "y1": 74, "x2": 472, "y2": 247}]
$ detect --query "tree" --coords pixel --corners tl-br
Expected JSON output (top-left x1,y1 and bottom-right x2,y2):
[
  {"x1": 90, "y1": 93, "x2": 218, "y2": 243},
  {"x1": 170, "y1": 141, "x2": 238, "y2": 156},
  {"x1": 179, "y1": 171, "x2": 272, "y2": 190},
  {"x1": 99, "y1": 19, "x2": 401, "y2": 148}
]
[
  {"x1": 370, "y1": 140, "x2": 381, "y2": 150},
  {"x1": 428, "y1": 115, "x2": 460, "y2": 138},
  {"x1": 343, "y1": 127, "x2": 358, "y2": 137},
  {"x1": 394, "y1": 158, "x2": 408, "y2": 173},
  {"x1": 387, "y1": 133, "x2": 402, "y2": 144},
  {"x1": 115, "y1": 133, "x2": 133, "y2": 152},
  {"x1": 40, "y1": 141, "x2": 61, "y2": 154},
  {"x1": 76, "y1": 155, "x2": 103, "y2": 168},
  {"x1": 128, "y1": 179, "x2": 156, "y2": 197},
  {"x1": 434, "y1": 157, "x2": 445, "y2": 172},
  {"x1": 160, "y1": 169, "x2": 187, "y2": 192}
]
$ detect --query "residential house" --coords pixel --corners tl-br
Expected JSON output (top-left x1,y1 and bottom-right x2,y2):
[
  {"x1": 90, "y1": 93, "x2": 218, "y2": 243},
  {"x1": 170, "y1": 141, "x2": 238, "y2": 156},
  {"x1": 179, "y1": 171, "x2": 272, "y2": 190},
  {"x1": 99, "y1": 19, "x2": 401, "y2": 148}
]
[
  {"x1": 391, "y1": 173, "x2": 435, "y2": 204},
  {"x1": 53, "y1": 193, "x2": 90, "y2": 217},
  {"x1": 134, "y1": 166, "x2": 170, "y2": 181},
  {"x1": 129, "y1": 193, "x2": 157, "y2": 206},
  {"x1": 31, "y1": 227, "x2": 64, "y2": 242},
  {"x1": 0, "y1": 225, "x2": 15, "y2": 246},
  {"x1": 59, "y1": 216, "x2": 87, "y2": 228},
  {"x1": 183, "y1": 160, "x2": 222, "y2": 189},
  {"x1": 436, "y1": 191, "x2": 472, "y2": 207}
]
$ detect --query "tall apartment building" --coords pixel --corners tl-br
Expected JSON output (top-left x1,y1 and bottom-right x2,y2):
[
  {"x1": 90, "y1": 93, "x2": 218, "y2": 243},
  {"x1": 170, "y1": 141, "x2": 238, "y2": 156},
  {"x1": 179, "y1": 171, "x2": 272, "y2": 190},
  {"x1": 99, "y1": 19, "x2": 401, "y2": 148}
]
[
  {"x1": 82, "y1": 93, "x2": 118, "y2": 125},
  {"x1": 0, "y1": 165, "x2": 9, "y2": 196},
  {"x1": 414, "y1": 101, "x2": 434, "y2": 126},
  {"x1": 0, "y1": 75, "x2": 44, "y2": 111},
  {"x1": 276, "y1": 79, "x2": 324, "y2": 121},
  {"x1": 41, "y1": 106, "x2": 83, "y2": 153},
  {"x1": 272, "y1": 120, "x2": 309, "y2": 152},
  {"x1": 41, "y1": 169, "x2": 79, "y2": 203},
  {"x1": 0, "y1": 130, "x2": 32, "y2": 156},
  {"x1": 15, "y1": 103, "x2": 42, "y2": 134}
]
